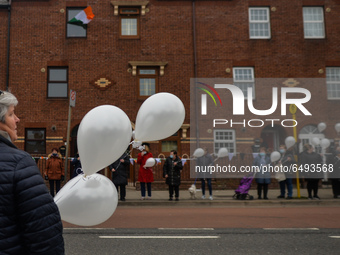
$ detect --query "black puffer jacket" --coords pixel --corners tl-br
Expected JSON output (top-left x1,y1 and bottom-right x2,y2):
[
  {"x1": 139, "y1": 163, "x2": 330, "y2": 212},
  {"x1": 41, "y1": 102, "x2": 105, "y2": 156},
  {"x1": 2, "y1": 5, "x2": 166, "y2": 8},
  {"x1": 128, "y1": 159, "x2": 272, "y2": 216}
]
[
  {"x1": 0, "y1": 135, "x2": 64, "y2": 254},
  {"x1": 163, "y1": 156, "x2": 183, "y2": 186},
  {"x1": 109, "y1": 153, "x2": 130, "y2": 186}
]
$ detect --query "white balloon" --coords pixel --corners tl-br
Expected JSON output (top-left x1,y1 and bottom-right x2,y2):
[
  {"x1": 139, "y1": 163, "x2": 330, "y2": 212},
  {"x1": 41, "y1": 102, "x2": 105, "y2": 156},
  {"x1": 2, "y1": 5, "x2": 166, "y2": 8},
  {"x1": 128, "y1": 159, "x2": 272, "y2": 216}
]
[
  {"x1": 193, "y1": 148, "x2": 204, "y2": 158},
  {"x1": 311, "y1": 137, "x2": 320, "y2": 146},
  {"x1": 77, "y1": 105, "x2": 132, "y2": 176},
  {"x1": 217, "y1": 147, "x2": 228, "y2": 158},
  {"x1": 144, "y1": 157, "x2": 156, "y2": 168},
  {"x1": 285, "y1": 136, "x2": 295, "y2": 149},
  {"x1": 335, "y1": 123, "x2": 340, "y2": 133},
  {"x1": 54, "y1": 174, "x2": 118, "y2": 226},
  {"x1": 317, "y1": 122, "x2": 327, "y2": 132},
  {"x1": 320, "y1": 138, "x2": 330, "y2": 149},
  {"x1": 270, "y1": 151, "x2": 281, "y2": 162},
  {"x1": 134, "y1": 93, "x2": 185, "y2": 142}
]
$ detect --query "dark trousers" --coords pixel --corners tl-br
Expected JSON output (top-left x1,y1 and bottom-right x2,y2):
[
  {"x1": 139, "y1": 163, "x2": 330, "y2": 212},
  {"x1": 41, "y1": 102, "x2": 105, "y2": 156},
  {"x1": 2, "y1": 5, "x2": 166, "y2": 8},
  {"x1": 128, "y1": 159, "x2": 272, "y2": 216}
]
[
  {"x1": 257, "y1": 183, "x2": 268, "y2": 199},
  {"x1": 115, "y1": 184, "x2": 126, "y2": 200},
  {"x1": 169, "y1": 185, "x2": 179, "y2": 198},
  {"x1": 201, "y1": 178, "x2": 212, "y2": 196},
  {"x1": 140, "y1": 182, "x2": 152, "y2": 197},
  {"x1": 307, "y1": 179, "x2": 319, "y2": 197},
  {"x1": 49, "y1": 180, "x2": 61, "y2": 197},
  {"x1": 332, "y1": 179, "x2": 340, "y2": 197}
]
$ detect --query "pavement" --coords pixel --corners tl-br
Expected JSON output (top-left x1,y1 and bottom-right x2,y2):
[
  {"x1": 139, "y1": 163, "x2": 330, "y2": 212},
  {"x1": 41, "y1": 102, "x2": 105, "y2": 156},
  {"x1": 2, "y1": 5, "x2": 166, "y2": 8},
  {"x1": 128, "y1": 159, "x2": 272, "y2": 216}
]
[{"x1": 118, "y1": 186, "x2": 340, "y2": 207}]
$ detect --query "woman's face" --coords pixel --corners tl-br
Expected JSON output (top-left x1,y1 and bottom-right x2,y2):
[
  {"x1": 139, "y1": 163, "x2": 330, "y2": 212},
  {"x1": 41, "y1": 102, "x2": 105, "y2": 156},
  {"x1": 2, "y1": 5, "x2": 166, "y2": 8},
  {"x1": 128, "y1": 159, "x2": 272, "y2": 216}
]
[{"x1": 4, "y1": 105, "x2": 20, "y2": 141}]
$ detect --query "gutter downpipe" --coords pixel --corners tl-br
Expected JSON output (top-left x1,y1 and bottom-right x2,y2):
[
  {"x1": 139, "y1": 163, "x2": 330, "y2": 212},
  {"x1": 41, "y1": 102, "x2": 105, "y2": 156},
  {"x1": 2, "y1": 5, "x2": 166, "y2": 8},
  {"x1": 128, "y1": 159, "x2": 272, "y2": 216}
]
[
  {"x1": 0, "y1": 1, "x2": 12, "y2": 91},
  {"x1": 6, "y1": 1, "x2": 11, "y2": 91},
  {"x1": 192, "y1": 0, "x2": 199, "y2": 148}
]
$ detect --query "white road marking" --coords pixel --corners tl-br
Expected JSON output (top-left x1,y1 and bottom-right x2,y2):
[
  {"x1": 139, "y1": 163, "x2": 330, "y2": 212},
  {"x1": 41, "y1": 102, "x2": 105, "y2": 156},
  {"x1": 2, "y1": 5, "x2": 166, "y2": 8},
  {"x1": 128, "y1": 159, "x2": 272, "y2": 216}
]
[
  {"x1": 263, "y1": 228, "x2": 319, "y2": 231},
  {"x1": 99, "y1": 236, "x2": 220, "y2": 239},
  {"x1": 329, "y1": 236, "x2": 340, "y2": 239},
  {"x1": 158, "y1": 228, "x2": 214, "y2": 231}
]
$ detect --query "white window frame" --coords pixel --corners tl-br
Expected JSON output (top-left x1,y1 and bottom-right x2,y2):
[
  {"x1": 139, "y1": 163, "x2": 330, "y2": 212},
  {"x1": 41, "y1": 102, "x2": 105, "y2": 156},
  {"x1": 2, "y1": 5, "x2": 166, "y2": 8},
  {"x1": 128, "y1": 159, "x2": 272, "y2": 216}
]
[
  {"x1": 214, "y1": 129, "x2": 236, "y2": 154},
  {"x1": 249, "y1": 7, "x2": 271, "y2": 39},
  {"x1": 303, "y1": 7, "x2": 325, "y2": 39},
  {"x1": 326, "y1": 67, "x2": 340, "y2": 100},
  {"x1": 233, "y1": 67, "x2": 255, "y2": 99}
]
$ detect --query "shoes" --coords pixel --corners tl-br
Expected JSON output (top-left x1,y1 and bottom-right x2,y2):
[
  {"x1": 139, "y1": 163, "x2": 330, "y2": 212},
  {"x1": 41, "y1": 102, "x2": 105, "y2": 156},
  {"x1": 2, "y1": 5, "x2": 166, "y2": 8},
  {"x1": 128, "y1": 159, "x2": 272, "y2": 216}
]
[
  {"x1": 308, "y1": 196, "x2": 313, "y2": 200},
  {"x1": 286, "y1": 197, "x2": 293, "y2": 200},
  {"x1": 258, "y1": 197, "x2": 262, "y2": 200},
  {"x1": 201, "y1": 195, "x2": 206, "y2": 199},
  {"x1": 264, "y1": 197, "x2": 268, "y2": 200},
  {"x1": 120, "y1": 198, "x2": 126, "y2": 201},
  {"x1": 141, "y1": 197, "x2": 145, "y2": 200},
  {"x1": 313, "y1": 196, "x2": 320, "y2": 200},
  {"x1": 277, "y1": 195, "x2": 285, "y2": 198},
  {"x1": 209, "y1": 196, "x2": 213, "y2": 200},
  {"x1": 175, "y1": 198, "x2": 179, "y2": 201},
  {"x1": 146, "y1": 196, "x2": 152, "y2": 200},
  {"x1": 169, "y1": 198, "x2": 173, "y2": 201}
]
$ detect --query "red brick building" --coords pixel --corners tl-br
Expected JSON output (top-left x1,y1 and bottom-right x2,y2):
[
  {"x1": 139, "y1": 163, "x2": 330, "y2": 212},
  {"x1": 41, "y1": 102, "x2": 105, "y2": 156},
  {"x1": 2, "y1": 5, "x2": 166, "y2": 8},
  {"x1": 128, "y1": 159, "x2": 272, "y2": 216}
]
[{"x1": 1, "y1": 0, "x2": 340, "y2": 187}]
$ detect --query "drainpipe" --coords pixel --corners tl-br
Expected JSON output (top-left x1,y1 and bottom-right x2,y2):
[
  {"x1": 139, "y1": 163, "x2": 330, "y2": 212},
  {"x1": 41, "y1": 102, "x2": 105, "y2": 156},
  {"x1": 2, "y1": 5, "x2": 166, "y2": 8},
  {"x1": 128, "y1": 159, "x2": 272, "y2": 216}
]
[
  {"x1": 0, "y1": 0, "x2": 12, "y2": 91},
  {"x1": 192, "y1": 0, "x2": 199, "y2": 147}
]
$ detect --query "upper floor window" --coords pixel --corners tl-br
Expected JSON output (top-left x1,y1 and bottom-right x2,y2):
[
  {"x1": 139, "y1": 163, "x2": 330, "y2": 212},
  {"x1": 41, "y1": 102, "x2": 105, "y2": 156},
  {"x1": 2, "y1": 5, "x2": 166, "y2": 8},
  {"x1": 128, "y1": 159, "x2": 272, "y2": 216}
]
[
  {"x1": 326, "y1": 67, "x2": 340, "y2": 100},
  {"x1": 138, "y1": 68, "x2": 158, "y2": 99},
  {"x1": 120, "y1": 7, "x2": 140, "y2": 39},
  {"x1": 214, "y1": 129, "x2": 236, "y2": 154},
  {"x1": 25, "y1": 128, "x2": 46, "y2": 155},
  {"x1": 233, "y1": 67, "x2": 255, "y2": 99},
  {"x1": 303, "y1": 7, "x2": 325, "y2": 39},
  {"x1": 67, "y1": 8, "x2": 87, "y2": 38},
  {"x1": 249, "y1": 7, "x2": 271, "y2": 39},
  {"x1": 48, "y1": 67, "x2": 68, "y2": 98}
]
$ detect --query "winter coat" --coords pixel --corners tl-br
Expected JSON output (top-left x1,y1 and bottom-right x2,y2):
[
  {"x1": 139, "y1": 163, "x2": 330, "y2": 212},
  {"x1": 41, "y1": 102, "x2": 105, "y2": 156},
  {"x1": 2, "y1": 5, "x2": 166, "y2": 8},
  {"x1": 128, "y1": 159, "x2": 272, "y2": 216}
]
[
  {"x1": 137, "y1": 152, "x2": 154, "y2": 183},
  {"x1": 196, "y1": 153, "x2": 214, "y2": 179},
  {"x1": 298, "y1": 151, "x2": 323, "y2": 180},
  {"x1": 44, "y1": 153, "x2": 65, "y2": 180},
  {"x1": 281, "y1": 151, "x2": 296, "y2": 178},
  {"x1": 0, "y1": 134, "x2": 64, "y2": 254},
  {"x1": 71, "y1": 154, "x2": 82, "y2": 178},
  {"x1": 109, "y1": 153, "x2": 130, "y2": 186},
  {"x1": 253, "y1": 154, "x2": 271, "y2": 184},
  {"x1": 163, "y1": 156, "x2": 183, "y2": 186}
]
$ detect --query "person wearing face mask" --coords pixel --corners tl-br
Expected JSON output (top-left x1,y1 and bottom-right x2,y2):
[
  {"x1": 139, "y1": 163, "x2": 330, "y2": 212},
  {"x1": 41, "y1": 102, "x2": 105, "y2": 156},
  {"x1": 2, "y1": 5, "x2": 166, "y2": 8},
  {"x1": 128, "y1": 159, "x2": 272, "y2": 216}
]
[
  {"x1": 299, "y1": 144, "x2": 323, "y2": 199},
  {"x1": 137, "y1": 142, "x2": 154, "y2": 200},
  {"x1": 0, "y1": 90, "x2": 64, "y2": 254},
  {"x1": 163, "y1": 150, "x2": 183, "y2": 201},
  {"x1": 253, "y1": 147, "x2": 271, "y2": 199},
  {"x1": 44, "y1": 148, "x2": 65, "y2": 197},
  {"x1": 277, "y1": 144, "x2": 296, "y2": 199}
]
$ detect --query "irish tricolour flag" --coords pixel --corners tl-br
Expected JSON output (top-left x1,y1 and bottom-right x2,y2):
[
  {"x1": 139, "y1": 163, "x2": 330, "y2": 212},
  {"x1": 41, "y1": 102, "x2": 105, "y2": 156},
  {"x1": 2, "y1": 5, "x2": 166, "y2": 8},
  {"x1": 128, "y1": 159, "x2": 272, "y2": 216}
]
[{"x1": 68, "y1": 6, "x2": 94, "y2": 26}]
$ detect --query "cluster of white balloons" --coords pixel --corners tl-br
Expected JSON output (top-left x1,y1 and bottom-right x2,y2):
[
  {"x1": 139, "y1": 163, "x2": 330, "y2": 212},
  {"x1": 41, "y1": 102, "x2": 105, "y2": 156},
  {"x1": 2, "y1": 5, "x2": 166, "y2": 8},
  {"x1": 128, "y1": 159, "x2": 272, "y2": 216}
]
[
  {"x1": 54, "y1": 93, "x2": 185, "y2": 226},
  {"x1": 193, "y1": 147, "x2": 229, "y2": 159}
]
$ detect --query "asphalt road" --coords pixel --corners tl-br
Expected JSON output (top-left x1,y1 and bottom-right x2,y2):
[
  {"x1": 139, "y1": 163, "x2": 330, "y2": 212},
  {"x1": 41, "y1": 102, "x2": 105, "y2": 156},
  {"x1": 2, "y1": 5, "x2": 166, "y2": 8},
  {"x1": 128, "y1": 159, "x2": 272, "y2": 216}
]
[{"x1": 64, "y1": 228, "x2": 340, "y2": 255}]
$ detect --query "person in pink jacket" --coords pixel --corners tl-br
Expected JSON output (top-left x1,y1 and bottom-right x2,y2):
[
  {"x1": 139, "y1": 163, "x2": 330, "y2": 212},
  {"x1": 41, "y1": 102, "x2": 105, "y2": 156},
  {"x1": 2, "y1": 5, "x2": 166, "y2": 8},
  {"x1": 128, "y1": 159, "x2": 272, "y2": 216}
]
[{"x1": 137, "y1": 143, "x2": 154, "y2": 200}]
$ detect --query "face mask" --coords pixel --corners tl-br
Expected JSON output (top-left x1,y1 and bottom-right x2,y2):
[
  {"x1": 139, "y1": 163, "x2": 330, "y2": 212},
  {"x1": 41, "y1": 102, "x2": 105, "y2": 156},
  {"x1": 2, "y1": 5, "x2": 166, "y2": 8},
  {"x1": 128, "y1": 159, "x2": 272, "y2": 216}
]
[
  {"x1": 260, "y1": 152, "x2": 265, "y2": 156},
  {"x1": 52, "y1": 153, "x2": 58, "y2": 157},
  {"x1": 170, "y1": 155, "x2": 174, "y2": 159},
  {"x1": 279, "y1": 149, "x2": 286, "y2": 154}
]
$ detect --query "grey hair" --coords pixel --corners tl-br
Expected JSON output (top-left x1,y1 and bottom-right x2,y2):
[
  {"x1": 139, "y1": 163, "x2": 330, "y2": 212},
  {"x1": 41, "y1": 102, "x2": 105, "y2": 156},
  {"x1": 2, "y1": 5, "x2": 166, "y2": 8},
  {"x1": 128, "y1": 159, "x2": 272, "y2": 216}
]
[{"x1": 0, "y1": 91, "x2": 18, "y2": 123}]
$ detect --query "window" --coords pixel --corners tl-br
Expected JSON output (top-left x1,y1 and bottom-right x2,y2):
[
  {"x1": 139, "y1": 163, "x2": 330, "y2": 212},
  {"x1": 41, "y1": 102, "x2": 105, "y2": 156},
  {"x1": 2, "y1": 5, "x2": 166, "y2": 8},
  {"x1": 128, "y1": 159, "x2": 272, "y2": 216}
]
[
  {"x1": 303, "y1": 7, "x2": 325, "y2": 39},
  {"x1": 214, "y1": 129, "x2": 236, "y2": 154},
  {"x1": 25, "y1": 128, "x2": 46, "y2": 154},
  {"x1": 120, "y1": 7, "x2": 140, "y2": 39},
  {"x1": 47, "y1": 67, "x2": 68, "y2": 98},
  {"x1": 249, "y1": 7, "x2": 271, "y2": 39},
  {"x1": 326, "y1": 67, "x2": 340, "y2": 99},
  {"x1": 233, "y1": 67, "x2": 255, "y2": 99},
  {"x1": 138, "y1": 68, "x2": 158, "y2": 99},
  {"x1": 67, "y1": 8, "x2": 87, "y2": 38},
  {"x1": 160, "y1": 132, "x2": 180, "y2": 154}
]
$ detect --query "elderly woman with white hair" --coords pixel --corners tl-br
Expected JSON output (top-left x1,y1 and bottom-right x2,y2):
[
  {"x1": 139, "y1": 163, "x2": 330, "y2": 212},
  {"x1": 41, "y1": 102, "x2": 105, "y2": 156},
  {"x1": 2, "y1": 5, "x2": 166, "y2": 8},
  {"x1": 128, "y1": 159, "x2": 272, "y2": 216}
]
[{"x1": 0, "y1": 90, "x2": 64, "y2": 254}]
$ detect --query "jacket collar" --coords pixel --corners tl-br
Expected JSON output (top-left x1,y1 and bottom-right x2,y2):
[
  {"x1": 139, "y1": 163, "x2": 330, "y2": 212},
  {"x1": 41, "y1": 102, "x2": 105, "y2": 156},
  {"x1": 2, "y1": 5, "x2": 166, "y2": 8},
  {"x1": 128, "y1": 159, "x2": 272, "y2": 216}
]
[{"x1": 0, "y1": 132, "x2": 17, "y2": 149}]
